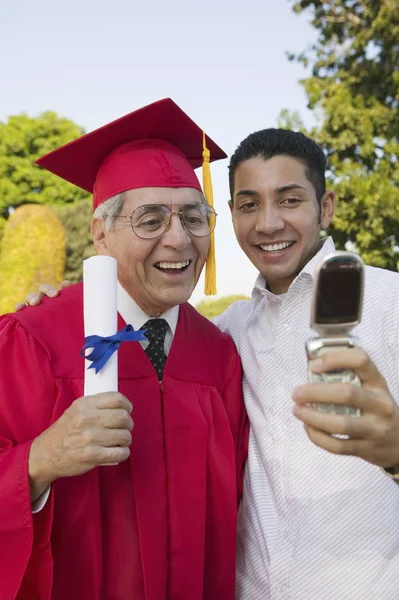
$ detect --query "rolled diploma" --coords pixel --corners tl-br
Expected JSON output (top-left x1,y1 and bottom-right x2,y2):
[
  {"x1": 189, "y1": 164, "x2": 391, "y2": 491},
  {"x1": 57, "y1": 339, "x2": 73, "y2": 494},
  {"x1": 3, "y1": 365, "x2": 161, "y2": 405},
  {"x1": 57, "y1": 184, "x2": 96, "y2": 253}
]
[{"x1": 83, "y1": 255, "x2": 118, "y2": 395}]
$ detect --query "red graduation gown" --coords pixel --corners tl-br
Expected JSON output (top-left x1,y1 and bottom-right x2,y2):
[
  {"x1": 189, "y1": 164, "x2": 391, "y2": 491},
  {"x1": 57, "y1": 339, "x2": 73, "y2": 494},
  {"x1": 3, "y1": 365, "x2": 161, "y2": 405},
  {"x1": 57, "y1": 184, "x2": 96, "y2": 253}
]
[{"x1": 0, "y1": 283, "x2": 248, "y2": 600}]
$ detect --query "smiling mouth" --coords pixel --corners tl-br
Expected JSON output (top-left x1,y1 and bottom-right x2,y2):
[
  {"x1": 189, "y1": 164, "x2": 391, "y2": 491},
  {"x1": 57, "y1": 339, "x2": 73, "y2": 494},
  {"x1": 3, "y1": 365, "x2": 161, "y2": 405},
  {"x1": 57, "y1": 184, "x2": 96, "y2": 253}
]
[
  {"x1": 258, "y1": 241, "x2": 295, "y2": 253},
  {"x1": 154, "y1": 259, "x2": 191, "y2": 273}
]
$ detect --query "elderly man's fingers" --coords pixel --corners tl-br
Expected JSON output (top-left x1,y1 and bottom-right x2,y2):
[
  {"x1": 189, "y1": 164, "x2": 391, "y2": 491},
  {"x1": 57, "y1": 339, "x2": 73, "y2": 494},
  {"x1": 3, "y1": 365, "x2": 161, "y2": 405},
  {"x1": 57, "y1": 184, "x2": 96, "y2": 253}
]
[
  {"x1": 76, "y1": 392, "x2": 133, "y2": 414},
  {"x1": 60, "y1": 280, "x2": 73, "y2": 289},
  {"x1": 309, "y1": 348, "x2": 389, "y2": 391}
]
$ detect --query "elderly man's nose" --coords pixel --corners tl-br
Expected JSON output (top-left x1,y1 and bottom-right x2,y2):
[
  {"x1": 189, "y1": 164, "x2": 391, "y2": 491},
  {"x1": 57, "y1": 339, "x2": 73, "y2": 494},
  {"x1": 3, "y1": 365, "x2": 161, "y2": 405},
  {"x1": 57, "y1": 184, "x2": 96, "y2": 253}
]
[{"x1": 162, "y1": 213, "x2": 191, "y2": 247}]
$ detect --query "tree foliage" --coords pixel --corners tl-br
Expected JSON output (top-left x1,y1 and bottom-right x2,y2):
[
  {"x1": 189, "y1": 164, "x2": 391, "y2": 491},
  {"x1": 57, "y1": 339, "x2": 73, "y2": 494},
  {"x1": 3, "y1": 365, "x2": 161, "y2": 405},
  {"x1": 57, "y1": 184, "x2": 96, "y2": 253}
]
[
  {"x1": 0, "y1": 111, "x2": 94, "y2": 281},
  {"x1": 0, "y1": 217, "x2": 5, "y2": 241},
  {"x1": 54, "y1": 199, "x2": 96, "y2": 282},
  {"x1": 0, "y1": 112, "x2": 89, "y2": 217},
  {"x1": 0, "y1": 205, "x2": 66, "y2": 314},
  {"x1": 196, "y1": 295, "x2": 250, "y2": 320},
  {"x1": 287, "y1": 0, "x2": 399, "y2": 270}
]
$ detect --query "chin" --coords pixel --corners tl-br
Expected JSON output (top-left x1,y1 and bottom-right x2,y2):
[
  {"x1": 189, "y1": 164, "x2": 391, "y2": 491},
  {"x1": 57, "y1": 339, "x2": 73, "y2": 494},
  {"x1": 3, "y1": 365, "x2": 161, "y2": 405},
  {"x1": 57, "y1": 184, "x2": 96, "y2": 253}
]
[{"x1": 159, "y1": 288, "x2": 193, "y2": 309}]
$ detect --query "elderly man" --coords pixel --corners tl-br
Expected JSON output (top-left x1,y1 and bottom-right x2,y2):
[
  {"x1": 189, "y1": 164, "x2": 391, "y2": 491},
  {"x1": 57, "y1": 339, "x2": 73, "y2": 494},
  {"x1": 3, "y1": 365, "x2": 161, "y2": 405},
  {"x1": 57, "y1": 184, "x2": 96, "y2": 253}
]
[{"x1": 0, "y1": 99, "x2": 248, "y2": 600}]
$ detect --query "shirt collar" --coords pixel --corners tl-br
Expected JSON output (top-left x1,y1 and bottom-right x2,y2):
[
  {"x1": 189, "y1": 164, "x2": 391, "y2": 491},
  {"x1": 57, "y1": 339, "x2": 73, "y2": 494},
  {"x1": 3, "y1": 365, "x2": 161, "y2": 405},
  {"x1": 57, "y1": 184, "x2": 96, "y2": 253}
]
[
  {"x1": 300, "y1": 236, "x2": 335, "y2": 280},
  {"x1": 251, "y1": 236, "x2": 336, "y2": 304},
  {"x1": 117, "y1": 281, "x2": 179, "y2": 334}
]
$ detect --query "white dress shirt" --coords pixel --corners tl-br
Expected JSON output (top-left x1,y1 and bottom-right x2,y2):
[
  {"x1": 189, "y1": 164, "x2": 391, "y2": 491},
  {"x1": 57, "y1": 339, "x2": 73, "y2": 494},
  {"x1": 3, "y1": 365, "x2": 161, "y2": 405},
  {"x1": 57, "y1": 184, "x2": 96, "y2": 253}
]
[
  {"x1": 214, "y1": 237, "x2": 399, "y2": 600},
  {"x1": 117, "y1": 282, "x2": 179, "y2": 355},
  {"x1": 32, "y1": 284, "x2": 179, "y2": 513}
]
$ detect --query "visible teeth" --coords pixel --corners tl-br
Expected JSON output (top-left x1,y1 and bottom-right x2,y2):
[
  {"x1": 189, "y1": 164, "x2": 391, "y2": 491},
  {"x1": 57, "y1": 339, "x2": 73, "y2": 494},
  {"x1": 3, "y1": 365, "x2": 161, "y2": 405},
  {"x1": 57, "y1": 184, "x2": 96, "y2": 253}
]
[
  {"x1": 156, "y1": 260, "x2": 190, "y2": 269},
  {"x1": 260, "y1": 241, "x2": 294, "y2": 252}
]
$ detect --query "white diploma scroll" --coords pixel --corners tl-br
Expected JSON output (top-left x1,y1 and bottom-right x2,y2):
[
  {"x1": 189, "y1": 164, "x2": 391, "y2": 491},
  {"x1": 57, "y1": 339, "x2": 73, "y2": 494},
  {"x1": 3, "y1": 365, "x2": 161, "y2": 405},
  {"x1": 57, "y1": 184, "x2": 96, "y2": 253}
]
[{"x1": 83, "y1": 255, "x2": 118, "y2": 395}]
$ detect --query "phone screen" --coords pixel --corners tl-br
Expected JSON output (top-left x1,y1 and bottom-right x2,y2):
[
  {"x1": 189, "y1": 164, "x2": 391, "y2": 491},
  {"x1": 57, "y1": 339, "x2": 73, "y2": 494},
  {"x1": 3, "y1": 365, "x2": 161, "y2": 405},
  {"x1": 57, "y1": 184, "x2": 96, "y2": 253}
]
[{"x1": 316, "y1": 263, "x2": 362, "y2": 324}]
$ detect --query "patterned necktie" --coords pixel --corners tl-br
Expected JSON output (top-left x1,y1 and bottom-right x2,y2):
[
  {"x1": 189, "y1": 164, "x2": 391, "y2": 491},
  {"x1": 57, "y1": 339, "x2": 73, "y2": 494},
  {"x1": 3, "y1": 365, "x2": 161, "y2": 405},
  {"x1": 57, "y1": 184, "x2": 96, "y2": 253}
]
[{"x1": 141, "y1": 318, "x2": 169, "y2": 380}]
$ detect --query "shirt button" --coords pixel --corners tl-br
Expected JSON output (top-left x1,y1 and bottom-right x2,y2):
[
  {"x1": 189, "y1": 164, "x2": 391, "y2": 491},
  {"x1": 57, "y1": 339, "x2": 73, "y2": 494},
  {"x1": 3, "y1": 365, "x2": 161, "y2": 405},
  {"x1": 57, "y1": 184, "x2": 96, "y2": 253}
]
[{"x1": 284, "y1": 322, "x2": 291, "y2": 330}]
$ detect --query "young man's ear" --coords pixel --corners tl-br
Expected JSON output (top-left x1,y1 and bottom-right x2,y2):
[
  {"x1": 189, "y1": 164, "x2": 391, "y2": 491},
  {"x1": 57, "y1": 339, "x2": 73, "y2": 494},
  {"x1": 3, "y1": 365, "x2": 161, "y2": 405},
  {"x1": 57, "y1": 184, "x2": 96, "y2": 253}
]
[
  {"x1": 228, "y1": 199, "x2": 233, "y2": 214},
  {"x1": 91, "y1": 218, "x2": 109, "y2": 255},
  {"x1": 320, "y1": 190, "x2": 335, "y2": 229}
]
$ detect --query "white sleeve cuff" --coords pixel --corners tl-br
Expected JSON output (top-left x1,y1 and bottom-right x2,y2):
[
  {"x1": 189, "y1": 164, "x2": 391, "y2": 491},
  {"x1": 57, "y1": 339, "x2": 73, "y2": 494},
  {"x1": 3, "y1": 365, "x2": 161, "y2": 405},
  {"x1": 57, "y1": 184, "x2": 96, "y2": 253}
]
[{"x1": 32, "y1": 485, "x2": 51, "y2": 514}]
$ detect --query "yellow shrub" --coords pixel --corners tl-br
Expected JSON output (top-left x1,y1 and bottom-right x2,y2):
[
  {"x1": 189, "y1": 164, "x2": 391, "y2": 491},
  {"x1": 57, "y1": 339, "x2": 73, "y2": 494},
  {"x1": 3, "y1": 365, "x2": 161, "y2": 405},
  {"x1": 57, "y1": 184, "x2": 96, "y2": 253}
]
[
  {"x1": 0, "y1": 205, "x2": 66, "y2": 314},
  {"x1": 196, "y1": 295, "x2": 250, "y2": 320},
  {"x1": 0, "y1": 217, "x2": 5, "y2": 244}
]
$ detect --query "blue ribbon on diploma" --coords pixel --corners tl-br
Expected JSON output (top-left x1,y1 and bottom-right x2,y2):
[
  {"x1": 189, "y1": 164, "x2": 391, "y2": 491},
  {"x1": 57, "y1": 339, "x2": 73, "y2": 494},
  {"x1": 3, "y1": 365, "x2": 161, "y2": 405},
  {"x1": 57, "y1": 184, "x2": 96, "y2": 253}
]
[{"x1": 80, "y1": 324, "x2": 147, "y2": 374}]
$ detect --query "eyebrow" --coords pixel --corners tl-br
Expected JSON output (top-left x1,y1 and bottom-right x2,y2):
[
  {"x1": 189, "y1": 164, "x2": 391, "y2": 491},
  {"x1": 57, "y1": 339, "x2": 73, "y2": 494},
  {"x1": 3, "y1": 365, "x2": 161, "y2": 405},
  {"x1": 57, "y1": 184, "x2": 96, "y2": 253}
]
[
  {"x1": 276, "y1": 184, "x2": 308, "y2": 193},
  {"x1": 136, "y1": 204, "x2": 165, "y2": 213},
  {"x1": 234, "y1": 184, "x2": 307, "y2": 198},
  {"x1": 234, "y1": 189, "x2": 258, "y2": 198}
]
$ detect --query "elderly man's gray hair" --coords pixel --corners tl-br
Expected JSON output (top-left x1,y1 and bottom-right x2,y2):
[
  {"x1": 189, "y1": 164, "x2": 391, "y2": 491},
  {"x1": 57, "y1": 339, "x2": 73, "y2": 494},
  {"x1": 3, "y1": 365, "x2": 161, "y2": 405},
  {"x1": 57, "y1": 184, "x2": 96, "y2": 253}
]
[{"x1": 93, "y1": 193, "x2": 125, "y2": 231}]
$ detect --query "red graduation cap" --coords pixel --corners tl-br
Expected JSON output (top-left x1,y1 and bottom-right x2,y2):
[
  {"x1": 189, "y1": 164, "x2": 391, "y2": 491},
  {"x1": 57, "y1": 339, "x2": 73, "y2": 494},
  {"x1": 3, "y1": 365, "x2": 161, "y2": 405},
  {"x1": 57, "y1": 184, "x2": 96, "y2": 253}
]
[
  {"x1": 35, "y1": 97, "x2": 226, "y2": 210},
  {"x1": 35, "y1": 98, "x2": 226, "y2": 294}
]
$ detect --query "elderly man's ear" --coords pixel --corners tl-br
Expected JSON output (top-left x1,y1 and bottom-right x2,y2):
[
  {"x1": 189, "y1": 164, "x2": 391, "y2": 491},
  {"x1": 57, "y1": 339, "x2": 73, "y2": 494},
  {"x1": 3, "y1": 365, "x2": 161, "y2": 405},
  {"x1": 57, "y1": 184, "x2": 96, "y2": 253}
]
[{"x1": 91, "y1": 217, "x2": 111, "y2": 255}]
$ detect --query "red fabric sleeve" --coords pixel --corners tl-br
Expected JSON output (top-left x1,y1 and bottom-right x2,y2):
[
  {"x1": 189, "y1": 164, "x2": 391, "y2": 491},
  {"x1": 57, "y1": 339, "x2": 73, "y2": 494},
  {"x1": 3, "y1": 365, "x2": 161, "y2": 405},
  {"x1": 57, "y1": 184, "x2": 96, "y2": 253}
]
[
  {"x1": 0, "y1": 316, "x2": 57, "y2": 600},
  {"x1": 222, "y1": 350, "x2": 249, "y2": 506}
]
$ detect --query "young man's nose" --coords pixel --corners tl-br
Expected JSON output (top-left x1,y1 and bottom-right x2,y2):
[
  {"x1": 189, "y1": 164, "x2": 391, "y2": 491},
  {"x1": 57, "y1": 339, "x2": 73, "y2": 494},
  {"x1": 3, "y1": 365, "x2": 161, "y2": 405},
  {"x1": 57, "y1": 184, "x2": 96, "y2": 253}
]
[{"x1": 255, "y1": 205, "x2": 285, "y2": 234}]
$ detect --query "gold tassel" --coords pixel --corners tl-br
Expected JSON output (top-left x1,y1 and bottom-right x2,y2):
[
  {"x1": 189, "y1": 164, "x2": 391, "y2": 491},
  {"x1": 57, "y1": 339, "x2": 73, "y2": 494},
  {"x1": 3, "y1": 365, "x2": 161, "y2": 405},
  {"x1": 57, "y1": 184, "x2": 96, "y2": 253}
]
[{"x1": 202, "y1": 130, "x2": 217, "y2": 295}]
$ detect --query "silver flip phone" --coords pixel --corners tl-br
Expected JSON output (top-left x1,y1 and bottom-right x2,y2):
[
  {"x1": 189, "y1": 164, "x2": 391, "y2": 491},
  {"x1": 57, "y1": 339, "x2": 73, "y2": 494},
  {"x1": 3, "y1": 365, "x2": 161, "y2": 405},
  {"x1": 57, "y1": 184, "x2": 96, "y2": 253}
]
[{"x1": 305, "y1": 251, "x2": 364, "y2": 417}]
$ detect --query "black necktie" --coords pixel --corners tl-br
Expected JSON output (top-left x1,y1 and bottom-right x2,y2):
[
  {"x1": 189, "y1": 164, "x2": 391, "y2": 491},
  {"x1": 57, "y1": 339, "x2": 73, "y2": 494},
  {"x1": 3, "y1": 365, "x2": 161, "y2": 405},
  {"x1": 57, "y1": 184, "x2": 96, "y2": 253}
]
[{"x1": 141, "y1": 318, "x2": 169, "y2": 380}]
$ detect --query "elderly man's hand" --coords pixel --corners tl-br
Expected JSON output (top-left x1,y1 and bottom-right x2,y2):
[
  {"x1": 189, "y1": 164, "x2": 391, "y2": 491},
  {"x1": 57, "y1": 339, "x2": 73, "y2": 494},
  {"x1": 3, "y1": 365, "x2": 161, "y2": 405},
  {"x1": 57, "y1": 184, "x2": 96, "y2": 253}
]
[
  {"x1": 292, "y1": 348, "x2": 399, "y2": 469},
  {"x1": 28, "y1": 392, "x2": 133, "y2": 502},
  {"x1": 15, "y1": 281, "x2": 74, "y2": 311}
]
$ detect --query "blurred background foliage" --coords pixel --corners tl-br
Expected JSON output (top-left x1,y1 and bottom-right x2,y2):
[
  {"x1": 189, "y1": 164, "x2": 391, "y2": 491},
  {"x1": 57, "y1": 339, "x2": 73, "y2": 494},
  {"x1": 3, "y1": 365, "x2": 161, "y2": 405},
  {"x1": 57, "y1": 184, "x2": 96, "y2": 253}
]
[
  {"x1": 196, "y1": 295, "x2": 251, "y2": 319},
  {"x1": 0, "y1": 205, "x2": 66, "y2": 314},
  {"x1": 0, "y1": 113, "x2": 95, "y2": 311},
  {"x1": 0, "y1": 112, "x2": 88, "y2": 216},
  {"x1": 53, "y1": 199, "x2": 96, "y2": 282},
  {"x1": 283, "y1": 0, "x2": 399, "y2": 270}
]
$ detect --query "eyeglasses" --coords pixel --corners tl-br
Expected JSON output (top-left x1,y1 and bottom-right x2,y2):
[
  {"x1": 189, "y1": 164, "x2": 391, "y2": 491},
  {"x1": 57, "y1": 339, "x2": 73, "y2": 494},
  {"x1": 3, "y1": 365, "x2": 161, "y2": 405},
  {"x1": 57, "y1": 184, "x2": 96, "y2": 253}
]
[{"x1": 116, "y1": 203, "x2": 217, "y2": 239}]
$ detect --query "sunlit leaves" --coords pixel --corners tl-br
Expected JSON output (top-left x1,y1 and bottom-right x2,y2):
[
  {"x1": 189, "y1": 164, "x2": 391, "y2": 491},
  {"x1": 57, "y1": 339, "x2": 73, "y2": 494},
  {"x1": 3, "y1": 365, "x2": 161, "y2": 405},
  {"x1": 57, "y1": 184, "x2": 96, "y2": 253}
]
[{"x1": 287, "y1": 0, "x2": 399, "y2": 270}]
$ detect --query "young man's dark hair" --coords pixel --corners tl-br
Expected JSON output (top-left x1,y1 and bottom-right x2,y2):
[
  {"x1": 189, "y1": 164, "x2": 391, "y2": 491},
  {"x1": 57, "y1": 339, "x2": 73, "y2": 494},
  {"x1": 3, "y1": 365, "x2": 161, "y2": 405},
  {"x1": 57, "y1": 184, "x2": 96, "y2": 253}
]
[{"x1": 228, "y1": 128, "x2": 326, "y2": 204}]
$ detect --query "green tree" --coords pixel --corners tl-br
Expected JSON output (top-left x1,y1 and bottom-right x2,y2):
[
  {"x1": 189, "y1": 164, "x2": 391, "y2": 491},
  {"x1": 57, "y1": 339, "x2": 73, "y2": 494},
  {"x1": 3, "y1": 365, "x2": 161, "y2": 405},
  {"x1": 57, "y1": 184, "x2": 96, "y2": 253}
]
[
  {"x1": 0, "y1": 112, "x2": 89, "y2": 218},
  {"x1": 196, "y1": 295, "x2": 250, "y2": 320},
  {"x1": 54, "y1": 199, "x2": 96, "y2": 282},
  {"x1": 0, "y1": 205, "x2": 66, "y2": 314},
  {"x1": 0, "y1": 111, "x2": 94, "y2": 279},
  {"x1": 286, "y1": 0, "x2": 399, "y2": 270}
]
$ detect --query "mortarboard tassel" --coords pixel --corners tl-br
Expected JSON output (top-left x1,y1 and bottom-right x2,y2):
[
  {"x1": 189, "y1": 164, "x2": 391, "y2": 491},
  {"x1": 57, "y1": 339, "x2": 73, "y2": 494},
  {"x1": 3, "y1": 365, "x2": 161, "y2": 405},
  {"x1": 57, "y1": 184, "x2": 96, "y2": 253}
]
[{"x1": 202, "y1": 130, "x2": 217, "y2": 295}]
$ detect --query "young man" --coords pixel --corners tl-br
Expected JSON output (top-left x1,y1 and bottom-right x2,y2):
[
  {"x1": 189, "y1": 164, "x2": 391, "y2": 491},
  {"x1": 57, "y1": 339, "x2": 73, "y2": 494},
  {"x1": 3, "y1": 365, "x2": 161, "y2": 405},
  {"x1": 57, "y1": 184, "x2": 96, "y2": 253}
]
[
  {"x1": 0, "y1": 99, "x2": 248, "y2": 600},
  {"x1": 215, "y1": 128, "x2": 399, "y2": 599},
  {"x1": 22, "y1": 128, "x2": 399, "y2": 598}
]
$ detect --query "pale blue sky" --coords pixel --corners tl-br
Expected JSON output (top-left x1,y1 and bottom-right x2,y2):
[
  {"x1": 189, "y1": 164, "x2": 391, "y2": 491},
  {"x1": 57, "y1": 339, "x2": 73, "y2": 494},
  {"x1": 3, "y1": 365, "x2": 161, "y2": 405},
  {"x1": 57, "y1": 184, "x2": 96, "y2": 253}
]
[{"x1": 1, "y1": 0, "x2": 317, "y2": 304}]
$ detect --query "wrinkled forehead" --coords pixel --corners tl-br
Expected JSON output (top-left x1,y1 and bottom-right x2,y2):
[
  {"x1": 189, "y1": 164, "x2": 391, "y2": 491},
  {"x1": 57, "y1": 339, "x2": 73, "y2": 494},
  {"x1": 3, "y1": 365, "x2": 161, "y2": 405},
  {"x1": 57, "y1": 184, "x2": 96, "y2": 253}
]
[{"x1": 122, "y1": 186, "x2": 205, "y2": 211}]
